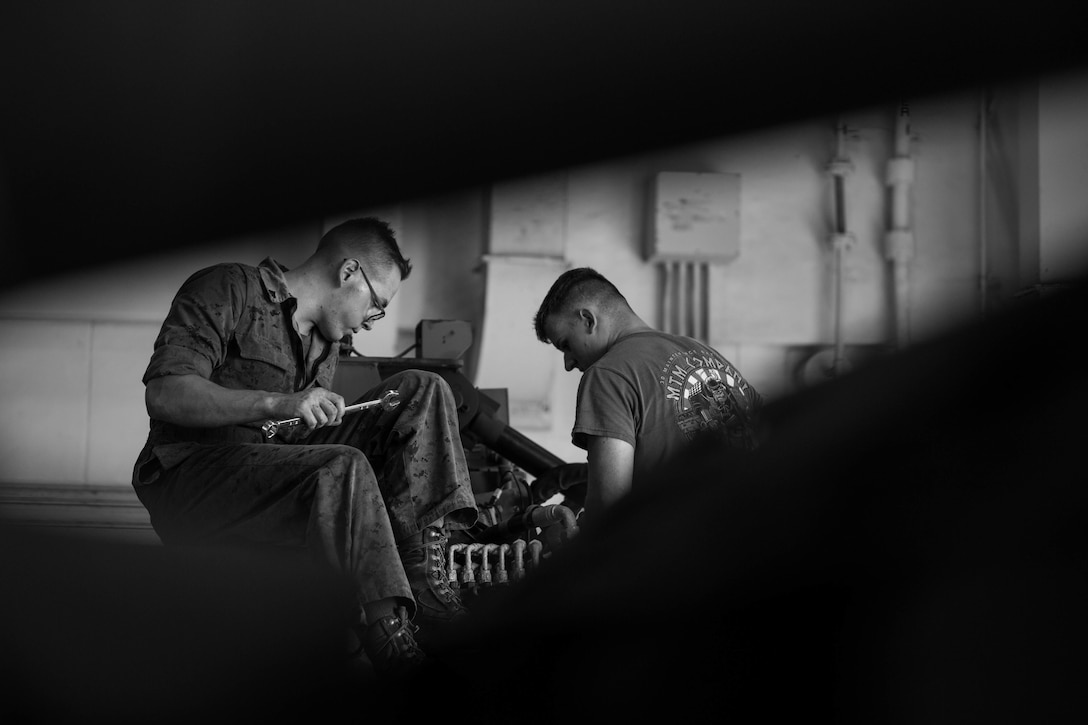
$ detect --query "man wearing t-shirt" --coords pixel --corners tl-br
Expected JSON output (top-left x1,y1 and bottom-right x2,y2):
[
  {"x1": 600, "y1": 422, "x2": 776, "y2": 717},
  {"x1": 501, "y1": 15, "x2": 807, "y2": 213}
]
[{"x1": 532, "y1": 267, "x2": 762, "y2": 524}]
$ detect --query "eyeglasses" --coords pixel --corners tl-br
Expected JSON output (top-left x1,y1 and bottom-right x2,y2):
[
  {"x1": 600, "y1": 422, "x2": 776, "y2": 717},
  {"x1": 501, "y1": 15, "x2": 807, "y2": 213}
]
[{"x1": 354, "y1": 259, "x2": 387, "y2": 323}]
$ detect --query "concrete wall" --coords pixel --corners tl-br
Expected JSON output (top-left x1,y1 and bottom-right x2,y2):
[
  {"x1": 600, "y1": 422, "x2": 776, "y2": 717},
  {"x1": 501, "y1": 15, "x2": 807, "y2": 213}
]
[{"x1": 2, "y1": 75, "x2": 1086, "y2": 495}]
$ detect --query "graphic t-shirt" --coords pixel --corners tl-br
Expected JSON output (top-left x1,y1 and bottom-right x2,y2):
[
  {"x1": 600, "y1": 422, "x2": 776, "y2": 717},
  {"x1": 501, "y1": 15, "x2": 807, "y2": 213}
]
[{"x1": 571, "y1": 331, "x2": 761, "y2": 485}]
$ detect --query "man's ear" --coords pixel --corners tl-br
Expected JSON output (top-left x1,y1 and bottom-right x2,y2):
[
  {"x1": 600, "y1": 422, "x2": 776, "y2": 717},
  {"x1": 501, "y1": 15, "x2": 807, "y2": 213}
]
[
  {"x1": 339, "y1": 258, "x2": 360, "y2": 285},
  {"x1": 578, "y1": 308, "x2": 597, "y2": 332}
]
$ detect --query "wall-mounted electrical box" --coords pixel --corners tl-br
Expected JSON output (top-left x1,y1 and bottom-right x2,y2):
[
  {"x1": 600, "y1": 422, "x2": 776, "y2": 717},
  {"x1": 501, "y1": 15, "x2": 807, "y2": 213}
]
[
  {"x1": 416, "y1": 319, "x2": 474, "y2": 360},
  {"x1": 645, "y1": 171, "x2": 741, "y2": 262}
]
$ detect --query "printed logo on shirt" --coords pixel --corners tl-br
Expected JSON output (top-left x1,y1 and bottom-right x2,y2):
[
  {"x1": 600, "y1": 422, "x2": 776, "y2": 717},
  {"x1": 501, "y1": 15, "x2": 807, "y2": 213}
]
[{"x1": 657, "y1": 349, "x2": 758, "y2": 449}]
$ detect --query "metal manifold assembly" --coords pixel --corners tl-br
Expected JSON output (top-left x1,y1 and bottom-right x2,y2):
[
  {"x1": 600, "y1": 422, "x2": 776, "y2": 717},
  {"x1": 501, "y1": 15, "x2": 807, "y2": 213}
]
[
  {"x1": 446, "y1": 539, "x2": 540, "y2": 591},
  {"x1": 448, "y1": 500, "x2": 580, "y2": 596}
]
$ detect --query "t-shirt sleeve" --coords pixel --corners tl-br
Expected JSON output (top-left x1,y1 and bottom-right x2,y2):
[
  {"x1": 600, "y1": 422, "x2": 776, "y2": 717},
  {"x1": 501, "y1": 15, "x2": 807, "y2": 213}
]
[
  {"x1": 142, "y1": 264, "x2": 246, "y2": 384},
  {"x1": 571, "y1": 366, "x2": 639, "y2": 450}
]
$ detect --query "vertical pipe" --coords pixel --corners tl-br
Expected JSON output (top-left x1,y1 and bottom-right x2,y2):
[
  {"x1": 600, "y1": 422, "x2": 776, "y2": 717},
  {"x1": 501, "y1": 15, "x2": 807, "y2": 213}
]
[
  {"x1": 829, "y1": 120, "x2": 852, "y2": 375},
  {"x1": 659, "y1": 262, "x2": 672, "y2": 333},
  {"x1": 658, "y1": 257, "x2": 714, "y2": 342},
  {"x1": 684, "y1": 261, "x2": 695, "y2": 338},
  {"x1": 833, "y1": 243, "x2": 845, "y2": 370},
  {"x1": 699, "y1": 262, "x2": 709, "y2": 342},
  {"x1": 891, "y1": 109, "x2": 912, "y2": 229},
  {"x1": 833, "y1": 174, "x2": 847, "y2": 234},
  {"x1": 689, "y1": 260, "x2": 702, "y2": 340},
  {"x1": 887, "y1": 101, "x2": 915, "y2": 350},
  {"x1": 978, "y1": 89, "x2": 989, "y2": 315},
  {"x1": 669, "y1": 261, "x2": 681, "y2": 334},
  {"x1": 833, "y1": 132, "x2": 846, "y2": 373}
]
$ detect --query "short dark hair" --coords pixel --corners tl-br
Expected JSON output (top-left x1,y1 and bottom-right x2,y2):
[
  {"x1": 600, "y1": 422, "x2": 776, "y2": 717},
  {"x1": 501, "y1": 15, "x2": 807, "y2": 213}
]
[
  {"x1": 319, "y1": 217, "x2": 412, "y2": 280},
  {"x1": 533, "y1": 267, "x2": 627, "y2": 343}
]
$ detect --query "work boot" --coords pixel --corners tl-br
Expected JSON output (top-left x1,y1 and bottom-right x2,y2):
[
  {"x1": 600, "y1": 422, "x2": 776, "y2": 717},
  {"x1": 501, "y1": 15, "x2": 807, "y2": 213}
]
[
  {"x1": 398, "y1": 526, "x2": 467, "y2": 643},
  {"x1": 361, "y1": 605, "x2": 427, "y2": 679}
]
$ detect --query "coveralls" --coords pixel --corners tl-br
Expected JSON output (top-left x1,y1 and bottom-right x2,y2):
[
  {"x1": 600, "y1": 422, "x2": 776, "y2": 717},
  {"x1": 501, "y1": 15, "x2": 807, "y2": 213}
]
[{"x1": 131, "y1": 258, "x2": 477, "y2": 614}]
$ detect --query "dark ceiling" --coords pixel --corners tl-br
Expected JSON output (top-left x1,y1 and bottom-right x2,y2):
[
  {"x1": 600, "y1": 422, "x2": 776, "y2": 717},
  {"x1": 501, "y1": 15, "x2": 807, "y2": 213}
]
[{"x1": 2, "y1": 1, "x2": 1085, "y2": 289}]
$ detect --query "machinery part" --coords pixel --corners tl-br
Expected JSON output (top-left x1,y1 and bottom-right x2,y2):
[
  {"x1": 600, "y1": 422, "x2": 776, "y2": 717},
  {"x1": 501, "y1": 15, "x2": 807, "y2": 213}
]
[
  {"x1": 511, "y1": 540, "x2": 527, "y2": 582},
  {"x1": 476, "y1": 504, "x2": 578, "y2": 545},
  {"x1": 528, "y1": 540, "x2": 543, "y2": 570},
  {"x1": 261, "y1": 389, "x2": 401, "y2": 439},
  {"x1": 496, "y1": 544, "x2": 510, "y2": 584},
  {"x1": 478, "y1": 488, "x2": 504, "y2": 528},
  {"x1": 464, "y1": 404, "x2": 566, "y2": 478},
  {"x1": 447, "y1": 543, "x2": 465, "y2": 590},
  {"x1": 462, "y1": 543, "x2": 483, "y2": 587},
  {"x1": 479, "y1": 544, "x2": 498, "y2": 586},
  {"x1": 444, "y1": 534, "x2": 572, "y2": 589}
]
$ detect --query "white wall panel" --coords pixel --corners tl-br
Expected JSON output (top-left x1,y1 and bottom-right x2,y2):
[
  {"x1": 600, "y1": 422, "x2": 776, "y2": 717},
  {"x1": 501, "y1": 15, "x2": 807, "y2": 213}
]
[
  {"x1": 911, "y1": 94, "x2": 988, "y2": 339},
  {"x1": 475, "y1": 256, "x2": 570, "y2": 430},
  {"x1": 0, "y1": 320, "x2": 91, "y2": 483},
  {"x1": 703, "y1": 123, "x2": 842, "y2": 345},
  {"x1": 488, "y1": 174, "x2": 567, "y2": 257},
  {"x1": 1039, "y1": 69, "x2": 1088, "y2": 281},
  {"x1": 87, "y1": 322, "x2": 160, "y2": 485},
  {"x1": 477, "y1": 175, "x2": 571, "y2": 430}
]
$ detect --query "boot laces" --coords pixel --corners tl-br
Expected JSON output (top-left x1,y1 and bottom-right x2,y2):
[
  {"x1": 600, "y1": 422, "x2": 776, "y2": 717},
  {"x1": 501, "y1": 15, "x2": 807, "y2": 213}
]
[{"x1": 375, "y1": 607, "x2": 425, "y2": 662}]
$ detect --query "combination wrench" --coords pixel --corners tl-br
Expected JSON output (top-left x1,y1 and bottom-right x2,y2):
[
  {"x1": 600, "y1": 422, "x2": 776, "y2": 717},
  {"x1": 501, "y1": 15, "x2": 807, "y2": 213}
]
[{"x1": 261, "y1": 389, "x2": 401, "y2": 439}]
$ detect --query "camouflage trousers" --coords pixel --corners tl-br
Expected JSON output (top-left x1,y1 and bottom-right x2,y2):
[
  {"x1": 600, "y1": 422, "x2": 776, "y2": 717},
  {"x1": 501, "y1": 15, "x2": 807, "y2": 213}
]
[{"x1": 134, "y1": 370, "x2": 478, "y2": 615}]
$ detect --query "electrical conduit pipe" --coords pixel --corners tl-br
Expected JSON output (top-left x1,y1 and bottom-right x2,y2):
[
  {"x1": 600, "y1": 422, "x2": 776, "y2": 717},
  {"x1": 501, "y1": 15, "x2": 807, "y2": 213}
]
[
  {"x1": 829, "y1": 121, "x2": 856, "y2": 375},
  {"x1": 886, "y1": 101, "x2": 915, "y2": 348}
]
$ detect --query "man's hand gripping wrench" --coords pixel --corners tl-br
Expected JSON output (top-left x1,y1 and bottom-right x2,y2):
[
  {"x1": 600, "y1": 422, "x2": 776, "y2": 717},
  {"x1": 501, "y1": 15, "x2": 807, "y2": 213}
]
[{"x1": 261, "y1": 389, "x2": 401, "y2": 439}]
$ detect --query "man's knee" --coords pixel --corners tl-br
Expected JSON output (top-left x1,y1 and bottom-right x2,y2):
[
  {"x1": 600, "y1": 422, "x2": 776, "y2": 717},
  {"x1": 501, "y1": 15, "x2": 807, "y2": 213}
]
[
  {"x1": 316, "y1": 444, "x2": 374, "y2": 480},
  {"x1": 385, "y1": 369, "x2": 458, "y2": 408},
  {"x1": 386, "y1": 368, "x2": 445, "y2": 391}
]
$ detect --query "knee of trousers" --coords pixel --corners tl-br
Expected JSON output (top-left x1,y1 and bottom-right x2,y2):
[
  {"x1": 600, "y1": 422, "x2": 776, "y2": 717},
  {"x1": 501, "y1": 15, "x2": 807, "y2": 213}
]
[
  {"x1": 315, "y1": 445, "x2": 377, "y2": 489},
  {"x1": 384, "y1": 368, "x2": 456, "y2": 402}
]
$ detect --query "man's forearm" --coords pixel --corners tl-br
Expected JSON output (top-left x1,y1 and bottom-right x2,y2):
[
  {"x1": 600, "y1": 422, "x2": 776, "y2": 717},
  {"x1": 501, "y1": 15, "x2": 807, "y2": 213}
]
[{"x1": 145, "y1": 374, "x2": 277, "y2": 428}]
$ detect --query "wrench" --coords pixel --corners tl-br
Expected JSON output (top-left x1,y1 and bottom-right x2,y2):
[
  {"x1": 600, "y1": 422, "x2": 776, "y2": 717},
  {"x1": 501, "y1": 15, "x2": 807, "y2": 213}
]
[{"x1": 261, "y1": 389, "x2": 401, "y2": 439}]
